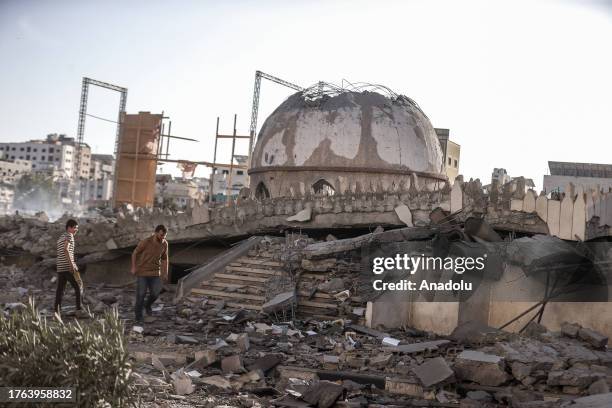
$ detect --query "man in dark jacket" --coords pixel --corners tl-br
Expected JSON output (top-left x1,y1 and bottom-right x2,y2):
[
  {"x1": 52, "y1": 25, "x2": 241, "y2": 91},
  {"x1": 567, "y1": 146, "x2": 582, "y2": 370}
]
[{"x1": 131, "y1": 224, "x2": 169, "y2": 325}]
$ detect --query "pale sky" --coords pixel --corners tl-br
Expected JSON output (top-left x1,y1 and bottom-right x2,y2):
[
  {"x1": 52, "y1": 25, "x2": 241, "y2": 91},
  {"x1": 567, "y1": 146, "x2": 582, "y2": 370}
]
[{"x1": 1, "y1": 0, "x2": 611, "y2": 190}]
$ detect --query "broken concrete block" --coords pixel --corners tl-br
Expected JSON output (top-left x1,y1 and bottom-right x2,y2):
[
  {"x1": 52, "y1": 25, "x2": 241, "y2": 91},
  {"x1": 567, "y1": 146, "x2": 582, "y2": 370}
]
[
  {"x1": 192, "y1": 350, "x2": 216, "y2": 369},
  {"x1": 547, "y1": 366, "x2": 602, "y2": 388},
  {"x1": 453, "y1": 350, "x2": 510, "y2": 386},
  {"x1": 105, "y1": 238, "x2": 118, "y2": 250},
  {"x1": 323, "y1": 354, "x2": 339, "y2": 370},
  {"x1": 201, "y1": 375, "x2": 232, "y2": 390},
  {"x1": 524, "y1": 321, "x2": 548, "y2": 337},
  {"x1": 172, "y1": 371, "x2": 195, "y2": 395},
  {"x1": 301, "y1": 258, "x2": 336, "y2": 272},
  {"x1": 369, "y1": 354, "x2": 392, "y2": 368},
  {"x1": 236, "y1": 333, "x2": 250, "y2": 352},
  {"x1": 578, "y1": 327, "x2": 609, "y2": 349},
  {"x1": 394, "y1": 204, "x2": 413, "y2": 226},
  {"x1": 412, "y1": 357, "x2": 454, "y2": 387},
  {"x1": 233, "y1": 369, "x2": 264, "y2": 389},
  {"x1": 221, "y1": 355, "x2": 245, "y2": 374},
  {"x1": 247, "y1": 354, "x2": 283, "y2": 373},
  {"x1": 450, "y1": 320, "x2": 507, "y2": 345},
  {"x1": 561, "y1": 322, "x2": 581, "y2": 338},
  {"x1": 301, "y1": 380, "x2": 344, "y2": 408},
  {"x1": 570, "y1": 393, "x2": 612, "y2": 408},
  {"x1": 261, "y1": 291, "x2": 296, "y2": 314},
  {"x1": 511, "y1": 361, "x2": 533, "y2": 381},
  {"x1": 317, "y1": 278, "x2": 344, "y2": 293},
  {"x1": 385, "y1": 377, "x2": 423, "y2": 397},
  {"x1": 588, "y1": 378, "x2": 610, "y2": 395},
  {"x1": 287, "y1": 207, "x2": 311, "y2": 222},
  {"x1": 151, "y1": 354, "x2": 166, "y2": 372},
  {"x1": 253, "y1": 323, "x2": 272, "y2": 334}
]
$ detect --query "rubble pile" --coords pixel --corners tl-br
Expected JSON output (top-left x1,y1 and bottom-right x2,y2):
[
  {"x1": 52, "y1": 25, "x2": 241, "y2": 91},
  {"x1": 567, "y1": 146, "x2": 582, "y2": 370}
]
[{"x1": 2, "y1": 258, "x2": 611, "y2": 407}]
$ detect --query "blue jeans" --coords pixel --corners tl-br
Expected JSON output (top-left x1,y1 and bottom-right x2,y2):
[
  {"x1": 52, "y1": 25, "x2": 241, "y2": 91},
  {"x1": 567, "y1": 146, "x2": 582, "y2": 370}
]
[{"x1": 135, "y1": 276, "x2": 162, "y2": 322}]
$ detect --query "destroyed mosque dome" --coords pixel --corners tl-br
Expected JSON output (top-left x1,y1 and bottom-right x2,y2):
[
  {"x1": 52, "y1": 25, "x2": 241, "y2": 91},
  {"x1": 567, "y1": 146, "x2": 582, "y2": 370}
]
[{"x1": 249, "y1": 85, "x2": 445, "y2": 199}]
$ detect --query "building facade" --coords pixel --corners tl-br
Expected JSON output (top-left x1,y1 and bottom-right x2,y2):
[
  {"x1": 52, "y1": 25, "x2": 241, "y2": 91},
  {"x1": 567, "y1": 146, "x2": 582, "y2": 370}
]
[
  {"x1": 0, "y1": 134, "x2": 91, "y2": 180},
  {"x1": 156, "y1": 175, "x2": 203, "y2": 209},
  {"x1": 211, "y1": 155, "x2": 248, "y2": 198},
  {"x1": 0, "y1": 151, "x2": 32, "y2": 184},
  {"x1": 491, "y1": 168, "x2": 512, "y2": 186},
  {"x1": 435, "y1": 128, "x2": 461, "y2": 184},
  {"x1": 543, "y1": 161, "x2": 612, "y2": 194}
]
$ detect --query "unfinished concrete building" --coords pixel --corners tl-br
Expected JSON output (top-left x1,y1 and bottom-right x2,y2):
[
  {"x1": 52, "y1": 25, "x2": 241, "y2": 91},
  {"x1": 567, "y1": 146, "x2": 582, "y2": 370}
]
[{"x1": 249, "y1": 88, "x2": 446, "y2": 199}]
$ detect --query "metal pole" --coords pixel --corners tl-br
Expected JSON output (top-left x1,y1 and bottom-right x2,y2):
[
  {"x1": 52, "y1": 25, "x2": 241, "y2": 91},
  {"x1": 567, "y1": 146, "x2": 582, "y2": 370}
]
[
  {"x1": 166, "y1": 121, "x2": 171, "y2": 158},
  {"x1": 227, "y1": 114, "x2": 237, "y2": 203},
  {"x1": 209, "y1": 117, "x2": 219, "y2": 204}
]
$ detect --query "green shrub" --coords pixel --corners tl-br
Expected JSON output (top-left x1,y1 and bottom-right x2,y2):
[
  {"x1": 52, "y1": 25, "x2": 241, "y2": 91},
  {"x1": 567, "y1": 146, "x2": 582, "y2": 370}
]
[{"x1": 0, "y1": 299, "x2": 136, "y2": 407}]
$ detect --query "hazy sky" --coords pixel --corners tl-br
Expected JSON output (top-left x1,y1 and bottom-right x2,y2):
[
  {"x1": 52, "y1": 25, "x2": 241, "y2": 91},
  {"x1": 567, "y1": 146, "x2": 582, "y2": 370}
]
[{"x1": 1, "y1": 0, "x2": 611, "y2": 189}]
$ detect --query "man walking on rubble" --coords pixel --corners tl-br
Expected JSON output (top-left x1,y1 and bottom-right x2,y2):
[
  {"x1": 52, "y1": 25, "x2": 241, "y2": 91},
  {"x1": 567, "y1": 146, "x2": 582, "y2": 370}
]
[
  {"x1": 131, "y1": 224, "x2": 169, "y2": 325},
  {"x1": 55, "y1": 219, "x2": 83, "y2": 315}
]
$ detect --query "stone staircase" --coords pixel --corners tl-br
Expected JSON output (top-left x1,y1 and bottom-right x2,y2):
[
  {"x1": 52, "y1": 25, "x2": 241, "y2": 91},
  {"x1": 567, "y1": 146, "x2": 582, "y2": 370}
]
[{"x1": 188, "y1": 250, "x2": 345, "y2": 320}]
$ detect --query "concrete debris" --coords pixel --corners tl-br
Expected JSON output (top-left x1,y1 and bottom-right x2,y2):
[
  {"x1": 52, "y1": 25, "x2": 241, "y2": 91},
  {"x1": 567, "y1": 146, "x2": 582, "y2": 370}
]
[
  {"x1": 2, "y1": 223, "x2": 612, "y2": 407},
  {"x1": 221, "y1": 355, "x2": 245, "y2": 374},
  {"x1": 200, "y1": 375, "x2": 232, "y2": 390},
  {"x1": 301, "y1": 258, "x2": 336, "y2": 272},
  {"x1": 301, "y1": 380, "x2": 344, "y2": 408},
  {"x1": 261, "y1": 291, "x2": 296, "y2": 314},
  {"x1": 454, "y1": 350, "x2": 510, "y2": 386},
  {"x1": 286, "y1": 207, "x2": 312, "y2": 222},
  {"x1": 172, "y1": 370, "x2": 195, "y2": 395},
  {"x1": 562, "y1": 322, "x2": 582, "y2": 338},
  {"x1": 412, "y1": 357, "x2": 455, "y2": 387},
  {"x1": 578, "y1": 327, "x2": 609, "y2": 350},
  {"x1": 394, "y1": 204, "x2": 413, "y2": 226}
]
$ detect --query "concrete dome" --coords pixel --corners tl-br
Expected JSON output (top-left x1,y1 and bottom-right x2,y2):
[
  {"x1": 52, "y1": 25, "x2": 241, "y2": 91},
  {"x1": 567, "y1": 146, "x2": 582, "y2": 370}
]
[{"x1": 249, "y1": 89, "x2": 445, "y2": 198}]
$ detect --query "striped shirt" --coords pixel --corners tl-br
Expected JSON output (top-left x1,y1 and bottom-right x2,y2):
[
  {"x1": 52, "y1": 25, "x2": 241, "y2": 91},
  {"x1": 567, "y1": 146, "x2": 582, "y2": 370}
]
[{"x1": 56, "y1": 232, "x2": 76, "y2": 273}]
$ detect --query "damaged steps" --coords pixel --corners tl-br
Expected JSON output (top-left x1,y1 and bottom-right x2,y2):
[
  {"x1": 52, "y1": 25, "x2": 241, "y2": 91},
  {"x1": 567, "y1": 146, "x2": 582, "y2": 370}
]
[{"x1": 189, "y1": 254, "x2": 341, "y2": 317}]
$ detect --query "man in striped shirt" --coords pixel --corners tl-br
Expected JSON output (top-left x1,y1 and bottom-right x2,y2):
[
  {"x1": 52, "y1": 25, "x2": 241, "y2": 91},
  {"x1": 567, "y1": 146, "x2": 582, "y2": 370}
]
[{"x1": 54, "y1": 219, "x2": 82, "y2": 314}]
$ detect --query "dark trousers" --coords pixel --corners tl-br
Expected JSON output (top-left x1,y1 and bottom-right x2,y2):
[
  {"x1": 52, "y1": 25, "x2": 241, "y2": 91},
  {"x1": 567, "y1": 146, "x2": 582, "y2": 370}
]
[
  {"x1": 135, "y1": 276, "x2": 162, "y2": 322},
  {"x1": 54, "y1": 272, "x2": 82, "y2": 313}
]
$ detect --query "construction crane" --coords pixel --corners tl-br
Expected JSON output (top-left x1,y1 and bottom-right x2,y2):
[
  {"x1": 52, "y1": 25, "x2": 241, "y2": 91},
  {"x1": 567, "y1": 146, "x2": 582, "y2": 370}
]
[{"x1": 248, "y1": 70, "x2": 303, "y2": 154}]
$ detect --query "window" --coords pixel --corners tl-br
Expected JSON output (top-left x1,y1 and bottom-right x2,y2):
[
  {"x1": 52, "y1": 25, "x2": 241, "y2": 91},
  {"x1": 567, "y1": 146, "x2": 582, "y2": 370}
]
[
  {"x1": 222, "y1": 170, "x2": 229, "y2": 175},
  {"x1": 20, "y1": 147, "x2": 24, "y2": 151},
  {"x1": 11, "y1": 156, "x2": 15, "y2": 159},
  {"x1": 32, "y1": 164, "x2": 36, "y2": 168},
  {"x1": 26, "y1": 155, "x2": 30, "y2": 160},
  {"x1": 42, "y1": 148, "x2": 46, "y2": 152},
  {"x1": 237, "y1": 170, "x2": 244, "y2": 175},
  {"x1": 49, "y1": 148, "x2": 54, "y2": 153},
  {"x1": 19, "y1": 156, "x2": 23, "y2": 160},
  {"x1": 0, "y1": 147, "x2": 3, "y2": 150},
  {"x1": 32, "y1": 157, "x2": 36, "y2": 161},
  {"x1": 448, "y1": 157, "x2": 452, "y2": 165},
  {"x1": 27, "y1": 147, "x2": 31, "y2": 152},
  {"x1": 255, "y1": 182, "x2": 270, "y2": 200},
  {"x1": 41, "y1": 156, "x2": 45, "y2": 161},
  {"x1": 11, "y1": 147, "x2": 15, "y2": 151},
  {"x1": 454, "y1": 159, "x2": 458, "y2": 168},
  {"x1": 312, "y1": 179, "x2": 336, "y2": 196},
  {"x1": 33, "y1": 148, "x2": 37, "y2": 152},
  {"x1": 48, "y1": 156, "x2": 53, "y2": 161}
]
